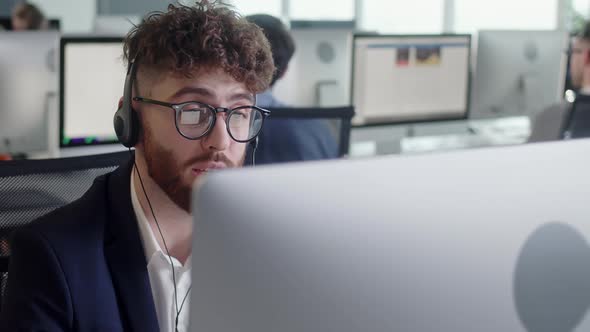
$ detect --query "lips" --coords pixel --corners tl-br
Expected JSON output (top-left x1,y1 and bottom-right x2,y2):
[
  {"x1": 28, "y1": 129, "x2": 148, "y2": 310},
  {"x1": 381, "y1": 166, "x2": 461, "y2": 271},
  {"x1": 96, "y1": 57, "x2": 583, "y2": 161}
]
[{"x1": 191, "y1": 162, "x2": 227, "y2": 175}]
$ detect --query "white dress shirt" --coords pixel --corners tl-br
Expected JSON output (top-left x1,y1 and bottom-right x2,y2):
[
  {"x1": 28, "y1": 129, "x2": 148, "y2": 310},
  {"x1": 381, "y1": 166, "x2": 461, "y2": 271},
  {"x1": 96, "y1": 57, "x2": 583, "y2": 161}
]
[{"x1": 131, "y1": 174, "x2": 192, "y2": 332}]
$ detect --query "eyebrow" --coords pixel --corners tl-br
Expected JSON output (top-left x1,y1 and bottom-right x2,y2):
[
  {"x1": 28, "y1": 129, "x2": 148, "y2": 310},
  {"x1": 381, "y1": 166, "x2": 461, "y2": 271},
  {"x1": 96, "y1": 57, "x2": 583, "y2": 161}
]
[{"x1": 168, "y1": 87, "x2": 255, "y2": 104}]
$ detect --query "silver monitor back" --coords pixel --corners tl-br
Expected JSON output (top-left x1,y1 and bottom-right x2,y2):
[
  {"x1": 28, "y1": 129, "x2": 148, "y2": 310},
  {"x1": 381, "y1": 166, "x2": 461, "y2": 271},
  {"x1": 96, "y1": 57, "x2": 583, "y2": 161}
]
[
  {"x1": 273, "y1": 21, "x2": 353, "y2": 107},
  {"x1": 192, "y1": 139, "x2": 590, "y2": 332},
  {"x1": 471, "y1": 30, "x2": 568, "y2": 119},
  {"x1": 0, "y1": 31, "x2": 58, "y2": 154}
]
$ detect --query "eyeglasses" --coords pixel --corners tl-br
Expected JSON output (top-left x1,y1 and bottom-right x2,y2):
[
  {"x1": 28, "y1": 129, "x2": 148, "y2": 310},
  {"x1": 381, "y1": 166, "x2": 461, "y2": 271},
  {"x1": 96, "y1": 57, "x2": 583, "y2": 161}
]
[{"x1": 133, "y1": 97, "x2": 270, "y2": 142}]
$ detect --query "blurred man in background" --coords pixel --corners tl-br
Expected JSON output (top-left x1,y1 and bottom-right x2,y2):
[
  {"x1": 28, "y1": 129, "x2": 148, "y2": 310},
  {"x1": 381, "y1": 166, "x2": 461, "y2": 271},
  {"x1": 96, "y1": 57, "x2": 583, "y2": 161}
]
[
  {"x1": 247, "y1": 14, "x2": 339, "y2": 163},
  {"x1": 529, "y1": 23, "x2": 590, "y2": 142}
]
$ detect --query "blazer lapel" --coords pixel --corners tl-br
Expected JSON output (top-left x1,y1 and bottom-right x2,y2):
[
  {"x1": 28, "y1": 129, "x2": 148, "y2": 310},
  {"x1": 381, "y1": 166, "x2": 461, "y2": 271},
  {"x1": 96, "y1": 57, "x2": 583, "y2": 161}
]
[{"x1": 104, "y1": 158, "x2": 159, "y2": 332}]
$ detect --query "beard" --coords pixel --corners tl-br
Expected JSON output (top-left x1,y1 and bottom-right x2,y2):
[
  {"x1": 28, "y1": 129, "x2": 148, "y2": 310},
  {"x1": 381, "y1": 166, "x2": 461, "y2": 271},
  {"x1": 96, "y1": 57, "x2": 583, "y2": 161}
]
[{"x1": 141, "y1": 126, "x2": 246, "y2": 212}]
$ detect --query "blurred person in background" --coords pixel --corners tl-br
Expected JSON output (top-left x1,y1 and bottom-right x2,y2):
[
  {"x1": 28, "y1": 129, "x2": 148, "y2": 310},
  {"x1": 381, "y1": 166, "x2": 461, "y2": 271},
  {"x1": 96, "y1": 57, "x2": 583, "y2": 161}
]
[
  {"x1": 11, "y1": 2, "x2": 47, "y2": 31},
  {"x1": 247, "y1": 14, "x2": 339, "y2": 163},
  {"x1": 529, "y1": 23, "x2": 590, "y2": 142}
]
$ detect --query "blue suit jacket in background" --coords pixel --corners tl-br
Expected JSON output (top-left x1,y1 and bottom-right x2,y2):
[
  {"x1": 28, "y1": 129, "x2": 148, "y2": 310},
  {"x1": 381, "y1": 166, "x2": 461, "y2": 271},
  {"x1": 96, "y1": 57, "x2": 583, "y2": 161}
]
[
  {"x1": 0, "y1": 158, "x2": 159, "y2": 332},
  {"x1": 255, "y1": 90, "x2": 339, "y2": 164}
]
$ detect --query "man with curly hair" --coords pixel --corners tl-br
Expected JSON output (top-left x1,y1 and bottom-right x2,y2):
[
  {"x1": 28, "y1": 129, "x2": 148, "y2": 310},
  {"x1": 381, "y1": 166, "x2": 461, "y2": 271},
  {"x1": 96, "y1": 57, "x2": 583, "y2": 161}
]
[{"x1": 0, "y1": 2, "x2": 274, "y2": 331}]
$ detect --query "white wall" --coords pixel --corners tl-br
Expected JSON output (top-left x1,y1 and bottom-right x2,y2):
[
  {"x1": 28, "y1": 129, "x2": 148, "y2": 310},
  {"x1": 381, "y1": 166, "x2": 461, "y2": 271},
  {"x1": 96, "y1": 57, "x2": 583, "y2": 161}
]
[{"x1": 31, "y1": 0, "x2": 96, "y2": 33}]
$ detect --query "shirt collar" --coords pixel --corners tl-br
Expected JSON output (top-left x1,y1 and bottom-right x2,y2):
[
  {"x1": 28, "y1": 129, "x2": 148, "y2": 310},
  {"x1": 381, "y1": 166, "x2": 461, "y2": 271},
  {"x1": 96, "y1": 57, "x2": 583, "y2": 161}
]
[{"x1": 130, "y1": 171, "x2": 193, "y2": 269}]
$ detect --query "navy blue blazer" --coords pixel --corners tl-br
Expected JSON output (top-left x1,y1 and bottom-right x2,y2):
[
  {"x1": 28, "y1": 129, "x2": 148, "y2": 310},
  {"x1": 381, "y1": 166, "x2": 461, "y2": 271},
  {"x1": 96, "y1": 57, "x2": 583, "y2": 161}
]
[
  {"x1": 0, "y1": 158, "x2": 159, "y2": 332},
  {"x1": 256, "y1": 117, "x2": 339, "y2": 164}
]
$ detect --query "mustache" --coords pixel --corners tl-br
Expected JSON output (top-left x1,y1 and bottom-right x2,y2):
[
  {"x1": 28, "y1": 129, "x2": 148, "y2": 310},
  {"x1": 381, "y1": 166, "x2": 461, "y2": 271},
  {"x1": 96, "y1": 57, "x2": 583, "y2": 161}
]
[
  {"x1": 182, "y1": 152, "x2": 236, "y2": 169},
  {"x1": 156, "y1": 152, "x2": 234, "y2": 200}
]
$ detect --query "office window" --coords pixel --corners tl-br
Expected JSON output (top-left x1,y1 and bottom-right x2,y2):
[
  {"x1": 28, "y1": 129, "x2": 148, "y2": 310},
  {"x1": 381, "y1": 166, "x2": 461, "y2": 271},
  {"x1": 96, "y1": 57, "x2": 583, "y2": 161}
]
[
  {"x1": 229, "y1": 0, "x2": 282, "y2": 17},
  {"x1": 359, "y1": 0, "x2": 444, "y2": 34},
  {"x1": 573, "y1": 0, "x2": 590, "y2": 17},
  {"x1": 453, "y1": 0, "x2": 559, "y2": 33},
  {"x1": 289, "y1": 0, "x2": 354, "y2": 21},
  {"x1": 31, "y1": 0, "x2": 95, "y2": 32}
]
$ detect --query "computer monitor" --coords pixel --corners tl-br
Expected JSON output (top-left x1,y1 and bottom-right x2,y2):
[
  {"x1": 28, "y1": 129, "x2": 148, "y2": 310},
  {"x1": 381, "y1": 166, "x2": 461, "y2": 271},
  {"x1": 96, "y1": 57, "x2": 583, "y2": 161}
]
[
  {"x1": 0, "y1": 31, "x2": 59, "y2": 155},
  {"x1": 192, "y1": 139, "x2": 590, "y2": 331},
  {"x1": 272, "y1": 20, "x2": 354, "y2": 107},
  {"x1": 60, "y1": 37, "x2": 125, "y2": 147},
  {"x1": 351, "y1": 34, "x2": 472, "y2": 126},
  {"x1": 471, "y1": 30, "x2": 568, "y2": 119}
]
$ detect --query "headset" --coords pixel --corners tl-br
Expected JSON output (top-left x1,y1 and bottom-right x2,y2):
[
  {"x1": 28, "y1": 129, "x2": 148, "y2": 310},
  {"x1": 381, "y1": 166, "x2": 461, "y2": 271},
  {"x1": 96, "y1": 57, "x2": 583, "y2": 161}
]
[
  {"x1": 113, "y1": 60, "x2": 259, "y2": 165},
  {"x1": 113, "y1": 61, "x2": 139, "y2": 148}
]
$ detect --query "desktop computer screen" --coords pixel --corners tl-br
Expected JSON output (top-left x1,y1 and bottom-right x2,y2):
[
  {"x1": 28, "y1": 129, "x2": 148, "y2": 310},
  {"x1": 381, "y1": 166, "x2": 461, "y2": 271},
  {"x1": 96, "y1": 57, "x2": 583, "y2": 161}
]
[
  {"x1": 60, "y1": 37, "x2": 126, "y2": 147},
  {"x1": 351, "y1": 34, "x2": 471, "y2": 126},
  {"x1": 0, "y1": 31, "x2": 59, "y2": 155},
  {"x1": 470, "y1": 30, "x2": 568, "y2": 119}
]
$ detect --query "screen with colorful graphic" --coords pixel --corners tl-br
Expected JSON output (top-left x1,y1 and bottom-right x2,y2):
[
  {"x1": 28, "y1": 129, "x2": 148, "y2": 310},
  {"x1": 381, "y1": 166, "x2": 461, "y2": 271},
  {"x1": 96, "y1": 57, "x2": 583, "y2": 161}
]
[
  {"x1": 60, "y1": 37, "x2": 126, "y2": 147},
  {"x1": 351, "y1": 34, "x2": 471, "y2": 125}
]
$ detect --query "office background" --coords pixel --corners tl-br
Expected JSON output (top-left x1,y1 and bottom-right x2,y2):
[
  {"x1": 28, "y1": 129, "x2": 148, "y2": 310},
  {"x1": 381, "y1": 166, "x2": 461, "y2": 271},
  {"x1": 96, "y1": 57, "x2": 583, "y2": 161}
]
[
  {"x1": 0, "y1": 0, "x2": 587, "y2": 34},
  {"x1": 1, "y1": 0, "x2": 589, "y2": 159}
]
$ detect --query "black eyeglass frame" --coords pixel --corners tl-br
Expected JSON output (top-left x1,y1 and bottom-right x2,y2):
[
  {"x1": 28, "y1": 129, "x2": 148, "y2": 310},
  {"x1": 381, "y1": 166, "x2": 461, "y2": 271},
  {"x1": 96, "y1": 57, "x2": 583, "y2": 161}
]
[
  {"x1": 133, "y1": 96, "x2": 271, "y2": 143},
  {"x1": 564, "y1": 47, "x2": 587, "y2": 56}
]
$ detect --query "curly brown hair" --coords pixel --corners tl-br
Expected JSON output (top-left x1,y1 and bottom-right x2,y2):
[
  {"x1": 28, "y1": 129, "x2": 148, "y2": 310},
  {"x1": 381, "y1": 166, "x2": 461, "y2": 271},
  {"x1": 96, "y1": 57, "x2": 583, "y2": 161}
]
[{"x1": 124, "y1": 1, "x2": 274, "y2": 93}]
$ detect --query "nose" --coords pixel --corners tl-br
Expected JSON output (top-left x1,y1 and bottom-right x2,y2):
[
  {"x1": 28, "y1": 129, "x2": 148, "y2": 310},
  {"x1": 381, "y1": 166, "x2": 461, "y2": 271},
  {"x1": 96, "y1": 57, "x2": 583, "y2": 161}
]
[{"x1": 201, "y1": 114, "x2": 231, "y2": 151}]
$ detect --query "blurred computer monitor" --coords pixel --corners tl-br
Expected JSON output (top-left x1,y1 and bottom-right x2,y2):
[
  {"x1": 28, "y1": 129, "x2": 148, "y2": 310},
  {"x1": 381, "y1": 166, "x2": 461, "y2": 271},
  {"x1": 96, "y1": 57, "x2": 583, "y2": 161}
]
[
  {"x1": 351, "y1": 34, "x2": 471, "y2": 126},
  {"x1": 60, "y1": 36, "x2": 125, "y2": 147},
  {"x1": 471, "y1": 30, "x2": 568, "y2": 119},
  {"x1": 192, "y1": 139, "x2": 590, "y2": 332},
  {"x1": 93, "y1": 15, "x2": 140, "y2": 36},
  {"x1": 0, "y1": 31, "x2": 59, "y2": 154},
  {"x1": 272, "y1": 20, "x2": 354, "y2": 107}
]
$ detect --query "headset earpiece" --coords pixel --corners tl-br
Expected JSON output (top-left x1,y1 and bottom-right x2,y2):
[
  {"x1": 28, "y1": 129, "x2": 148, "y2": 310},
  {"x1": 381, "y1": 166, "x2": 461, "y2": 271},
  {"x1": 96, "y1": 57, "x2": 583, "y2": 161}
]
[{"x1": 113, "y1": 61, "x2": 139, "y2": 147}]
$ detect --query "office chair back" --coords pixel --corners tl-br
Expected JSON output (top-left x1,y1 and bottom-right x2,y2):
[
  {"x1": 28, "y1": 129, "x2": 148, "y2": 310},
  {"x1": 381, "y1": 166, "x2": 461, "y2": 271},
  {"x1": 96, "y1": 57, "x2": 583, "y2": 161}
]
[
  {"x1": 562, "y1": 94, "x2": 590, "y2": 139},
  {"x1": 256, "y1": 106, "x2": 354, "y2": 165},
  {"x1": 0, "y1": 151, "x2": 130, "y2": 310}
]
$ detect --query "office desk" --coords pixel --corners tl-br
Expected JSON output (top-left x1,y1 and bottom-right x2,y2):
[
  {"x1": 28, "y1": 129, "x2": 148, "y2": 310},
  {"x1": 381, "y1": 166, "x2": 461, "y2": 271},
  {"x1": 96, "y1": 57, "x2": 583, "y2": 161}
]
[{"x1": 350, "y1": 116, "x2": 530, "y2": 157}]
